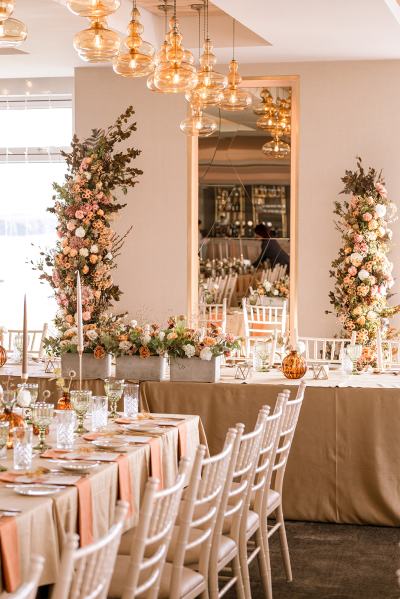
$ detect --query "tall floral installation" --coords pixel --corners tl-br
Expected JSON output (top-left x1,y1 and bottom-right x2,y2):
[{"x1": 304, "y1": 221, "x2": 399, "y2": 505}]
[
  {"x1": 34, "y1": 106, "x2": 142, "y2": 356},
  {"x1": 329, "y1": 157, "x2": 399, "y2": 349}
]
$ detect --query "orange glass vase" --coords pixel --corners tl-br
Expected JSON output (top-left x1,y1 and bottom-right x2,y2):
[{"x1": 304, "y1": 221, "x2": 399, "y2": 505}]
[
  {"x1": 57, "y1": 391, "x2": 72, "y2": 410},
  {"x1": 282, "y1": 350, "x2": 307, "y2": 380},
  {"x1": 0, "y1": 346, "x2": 6, "y2": 367}
]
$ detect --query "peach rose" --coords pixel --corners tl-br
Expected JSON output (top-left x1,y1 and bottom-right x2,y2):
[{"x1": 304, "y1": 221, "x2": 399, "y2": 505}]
[{"x1": 93, "y1": 345, "x2": 106, "y2": 360}]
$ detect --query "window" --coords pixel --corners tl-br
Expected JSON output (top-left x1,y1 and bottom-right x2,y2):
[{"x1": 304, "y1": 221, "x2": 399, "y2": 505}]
[{"x1": 0, "y1": 96, "x2": 72, "y2": 328}]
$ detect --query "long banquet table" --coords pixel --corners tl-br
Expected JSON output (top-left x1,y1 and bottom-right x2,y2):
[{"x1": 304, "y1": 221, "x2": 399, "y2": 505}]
[
  {"x1": 141, "y1": 368, "x2": 400, "y2": 528},
  {"x1": 0, "y1": 413, "x2": 202, "y2": 592}
]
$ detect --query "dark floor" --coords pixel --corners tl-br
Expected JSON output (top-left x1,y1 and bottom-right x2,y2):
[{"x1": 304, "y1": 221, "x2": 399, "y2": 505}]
[{"x1": 226, "y1": 521, "x2": 400, "y2": 599}]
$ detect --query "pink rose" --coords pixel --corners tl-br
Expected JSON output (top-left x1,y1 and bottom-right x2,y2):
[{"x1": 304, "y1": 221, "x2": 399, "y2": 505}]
[
  {"x1": 362, "y1": 212, "x2": 372, "y2": 222},
  {"x1": 348, "y1": 266, "x2": 357, "y2": 276},
  {"x1": 82, "y1": 311, "x2": 91, "y2": 321},
  {"x1": 75, "y1": 210, "x2": 85, "y2": 220}
]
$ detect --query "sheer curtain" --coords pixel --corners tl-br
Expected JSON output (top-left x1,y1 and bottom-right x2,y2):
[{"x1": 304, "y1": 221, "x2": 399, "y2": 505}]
[{"x1": 0, "y1": 97, "x2": 72, "y2": 328}]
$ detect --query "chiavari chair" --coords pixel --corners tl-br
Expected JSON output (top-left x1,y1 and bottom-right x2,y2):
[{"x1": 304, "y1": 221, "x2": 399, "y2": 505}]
[
  {"x1": 5, "y1": 555, "x2": 44, "y2": 599},
  {"x1": 242, "y1": 298, "x2": 287, "y2": 357},
  {"x1": 198, "y1": 298, "x2": 227, "y2": 333},
  {"x1": 299, "y1": 336, "x2": 350, "y2": 365},
  {"x1": 5, "y1": 323, "x2": 48, "y2": 358}
]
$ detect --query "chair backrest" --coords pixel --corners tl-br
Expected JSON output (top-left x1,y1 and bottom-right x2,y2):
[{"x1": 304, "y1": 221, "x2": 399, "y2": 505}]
[
  {"x1": 198, "y1": 298, "x2": 227, "y2": 333},
  {"x1": 299, "y1": 336, "x2": 350, "y2": 365},
  {"x1": 7, "y1": 555, "x2": 44, "y2": 599},
  {"x1": 272, "y1": 384, "x2": 305, "y2": 496},
  {"x1": 224, "y1": 273, "x2": 238, "y2": 308},
  {"x1": 51, "y1": 501, "x2": 128, "y2": 599},
  {"x1": 167, "y1": 433, "x2": 236, "y2": 597},
  {"x1": 252, "y1": 393, "x2": 288, "y2": 515},
  {"x1": 121, "y1": 458, "x2": 190, "y2": 599},
  {"x1": 242, "y1": 297, "x2": 287, "y2": 356},
  {"x1": 5, "y1": 324, "x2": 48, "y2": 358},
  {"x1": 382, "y1": 340, "x2": 400, "y2": 370}
]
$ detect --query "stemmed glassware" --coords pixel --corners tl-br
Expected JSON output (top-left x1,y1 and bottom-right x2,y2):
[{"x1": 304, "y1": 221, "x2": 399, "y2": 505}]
[
  {"x1": 0, "y1": 422, "x2": 9, "y2": 459},
  {"x1": 70, "y1": 390, "x2": 92, "y2": 434},
  {"x1": 346, "y1": 344, "x2": 363, "y2": 375},
  {"x1": 31, "y1": 403, "x2": 54, "y2": 451},
  {"x1": 104, "y1": 379, "x2": 125, "y2": 420}
]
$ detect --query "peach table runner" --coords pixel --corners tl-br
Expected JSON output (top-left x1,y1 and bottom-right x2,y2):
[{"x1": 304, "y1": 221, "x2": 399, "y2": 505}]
[{"x1": 0, "y1": 517, "x2": 20, "y2": 592}]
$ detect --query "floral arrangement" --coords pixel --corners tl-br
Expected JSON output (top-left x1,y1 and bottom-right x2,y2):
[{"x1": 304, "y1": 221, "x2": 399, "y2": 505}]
[
  {"x1": 44, "y1": 313, "x2": 119, "y2": 357},
  {"x1": 112, "y1": 320, "x2": 166, "y2": 358},
  {"x1": 329, "y1": 157, "x2": 399, "y2": 345},
  {"x1": 34, "y1": 107, "x2": 142, "y2": 353},
  {"x1": 256, "y1": 276, "x2": 289, "y2": 298},
  {"x1": 200, "y1": 257, "x2": 254, "y2": 278},
  {"x1": 163, "y1": 316, "x2": 241, "y2": 360}
]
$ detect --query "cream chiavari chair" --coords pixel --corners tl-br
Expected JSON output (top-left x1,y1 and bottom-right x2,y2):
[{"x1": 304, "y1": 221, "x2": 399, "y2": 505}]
[
  {"x1": 51, "y1": 501, "x2": 128, "y2": 599},
  {"x1": 5, "y1": 555, "x2": 44, "y2": 599},
  {"x1": 198, "y1": 298, "x2": 227, "y2": 333},
  {"x1": 381, "y1": 339, "x2": 400, "y2": 370},
  {"x1": 242, "y1": 298, "x2": 287, "y2": 357},
  {"x1": 208, "y1": 409, "x2": 268, "y2": 599},
  {"x1": 224, "y1": 273, "x2": 238, "y2": 308},
  {"x1": 264, "y1": 382, "x2": 306, "y2": 590},
  {"x1": 299, "y1": 336, "x2": 350, "y2": 365},
  {"x1": 109, "y1": 459, "x2": 190, "y2": 599},
  {"x1": 5, "y1": 323, "x2": 48, "y2": 359}
]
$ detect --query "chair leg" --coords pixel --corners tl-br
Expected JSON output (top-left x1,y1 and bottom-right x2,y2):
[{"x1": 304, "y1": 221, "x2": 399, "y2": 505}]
[
  {"x1": 232, "y1": 554, "x2": 246, "y2": 599},
  {"x1": 238, "y1": 536, "x2": 251, "y2": 599},
  {"x1": 208, "y1": 558, "x2": 220, "y2": 599},
  {"x1": 256, "y1": 527, "x2": 273, "y2": 599},
  {"x1": 276, "y1": 505, "x2": 292, "y2": 582}
]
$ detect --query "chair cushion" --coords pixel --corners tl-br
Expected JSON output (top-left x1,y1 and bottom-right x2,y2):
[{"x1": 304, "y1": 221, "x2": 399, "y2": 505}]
[
  {"x1": 158, "y1": 563, "x2": 205, "y2": 599},
  {"x1": 166, "y1": 526, "x2": 236, "y2": 565},
  {"x1": 222, "y1": 509, "x2": 259, "y2": 536},
  {"x1": 267, "y1": 489, "x2": 281, "y2": 514}
]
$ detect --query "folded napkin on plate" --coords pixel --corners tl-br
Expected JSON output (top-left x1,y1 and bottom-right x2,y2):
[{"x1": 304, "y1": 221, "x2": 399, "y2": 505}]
[{"x1": 0, "y1": 516, "x2": 20, "y2": 592}]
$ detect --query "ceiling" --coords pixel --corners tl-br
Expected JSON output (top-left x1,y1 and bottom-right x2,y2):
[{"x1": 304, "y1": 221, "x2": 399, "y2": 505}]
[{"x1": 2, "y1": 0, "x2": 400, "y2": 78}]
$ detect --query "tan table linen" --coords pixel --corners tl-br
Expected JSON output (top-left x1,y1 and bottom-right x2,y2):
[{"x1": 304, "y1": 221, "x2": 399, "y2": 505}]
[
  {"x1": 0, "y1": 414, "x2": 201, "y2": 589},
  {"x1": 141, "y1": 380, "x2": 400, "y2": 527}
]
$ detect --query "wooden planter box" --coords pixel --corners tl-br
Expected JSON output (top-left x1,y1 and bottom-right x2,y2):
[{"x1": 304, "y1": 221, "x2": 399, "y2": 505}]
[
  {"x1": 169, "y1": 356, "x2": 221, "y2": 383},
  {"x1": 115, "y1": 355, "x2": 168, "y2": 381},
  {"x1": 61, "y1": 353, "x2": 112, "y2": 379}
]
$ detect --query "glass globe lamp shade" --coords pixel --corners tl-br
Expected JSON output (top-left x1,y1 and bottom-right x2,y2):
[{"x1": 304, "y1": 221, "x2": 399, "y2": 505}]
[
  {"x1": 74, "y1": 19, "x2": 120, "y2": 62},
  {"x1": 253, "y1": 89, "x2": 274, "y2": 115},
  {"x1": 220, "y1": 87, "x2": 252, "y2": 111},
  {"x1": 262, "y1": 137, "x2": 291, "y2": 160},
  {"x1": 113, "y1": 47, "x2": 154, "y2": 77},
  {"x1": 0, "y1": 17, "x2": 27, "y2": 47},
  {"x1": 180, "y1": 108, "x2": 218, "y2": 137},
  {"x1": 67, "y1": 0, "x2": 120, "y2": 18},
  {"x1": 0, "y1": 1, "x2": 14, "y2": 20},
  {"x1": 186, "y1": 70, "x2": 227, "y2": 106},
  {"x1": 154, "y1": 62, "x2": 197, "y2": 93},
  {"x1": 256, "y1": 114, "x2": 277, "y2": 133}
]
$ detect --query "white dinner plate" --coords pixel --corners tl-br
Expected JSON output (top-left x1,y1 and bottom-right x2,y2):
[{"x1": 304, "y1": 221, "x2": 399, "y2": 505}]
[
  {"x1": 61, "y1": 460, "x2": 100, "y2": 473},
  {"x1": 92, "y1": 438, "x2": 129, "y2": 451},
  {"x1": 13, "y1": 485, "x2": 64, "y2": 496}
]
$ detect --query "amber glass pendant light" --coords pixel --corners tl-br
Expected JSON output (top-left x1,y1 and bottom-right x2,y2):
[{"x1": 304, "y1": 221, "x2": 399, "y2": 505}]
[
  {"x1": 74, "y1": 17, "x2": 120, "y2": 62},
  {"x1": 113, "y1": 0, "x2": 155, "y2": 78},
  {"x1": 153, "y1": 0, "x2": 197, "y2": 93},
  {"x1": 262, "y1": 133, "x2": 291, "y2": 159},
  {"x1": 180, "y1": 96, "x2": 217, "y2": 137},
  {"x1": 0, "y1": 0, "x2": 27, "y2": 47},
  {"x1": 147, "y1": 2, "x2": 172, "y2": 92},
  {"x1": 67, "y1": 0, "x2": 120, "y2": 18},
  {"x1": 219, "y1": 19, "x2": 252, "y2": 112},
  {"x1": 0, "y1": 0, "x2": 14, "y2": 20}
]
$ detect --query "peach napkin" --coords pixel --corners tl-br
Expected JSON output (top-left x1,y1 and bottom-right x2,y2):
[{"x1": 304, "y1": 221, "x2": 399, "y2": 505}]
[
  {"x1": 0, "y1": 516, "x2": 20, "y2": 592},
  {"x1": 116, "y1": 455, "x2": 133, "y2": 517},
  {"x1": 177, "y1": 421, "x2": 188, "y2": 459},
  {"x1": 75, "y1": 477, "x2": 93, "y2": 547},
  {"x1": 149, "y1": 438, "x2": 164, "y2": 490}
]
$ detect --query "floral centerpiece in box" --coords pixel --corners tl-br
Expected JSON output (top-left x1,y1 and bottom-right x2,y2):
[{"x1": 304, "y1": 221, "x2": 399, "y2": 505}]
[
  {"x1": 255, "y1": 276, "x2": 289, "y2": 306},
  {"x1": 164, "y1": 316, "x2": 241, "y2": 383},
  {"x1": 113, "y1": 321, "x2": 168, "y2": 381},
  {"x1": 34, "y1": 107, "x2": 142, "y2": 372},
  {"x1": 329, "y1": 157, "x2": 400, "y2": 365}
]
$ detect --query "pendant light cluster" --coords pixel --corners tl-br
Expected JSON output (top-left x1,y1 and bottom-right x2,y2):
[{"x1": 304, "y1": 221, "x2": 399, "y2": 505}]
[
  {"x1": 254, "y1": 88, "x2": 292, "y2": 159},
  {"x1": 0, "y1": 0, "x2": 27, "y2": 48},
  {"x1": 67, "y1": 0, "x2": 252, "y2": 137}
]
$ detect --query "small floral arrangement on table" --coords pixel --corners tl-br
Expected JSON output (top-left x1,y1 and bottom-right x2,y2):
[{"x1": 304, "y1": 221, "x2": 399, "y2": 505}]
[
  {"x1": 112, "y1": 320, "x2": 166, "y2": 358},
  {"x1": 163, "y1": 316, "x2": 241, "y2": 360},
  {"x1": 44, "y1": 313, "x2": 119, "y2": 358},
  {"x1": 256, "y1": 276, "x2": 289, "y2": 299}
]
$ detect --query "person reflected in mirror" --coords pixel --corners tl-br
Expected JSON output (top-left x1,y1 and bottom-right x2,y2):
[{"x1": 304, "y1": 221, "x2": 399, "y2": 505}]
[{"x1": 252, "y1": 223, "x2": 290, "y2": 272}]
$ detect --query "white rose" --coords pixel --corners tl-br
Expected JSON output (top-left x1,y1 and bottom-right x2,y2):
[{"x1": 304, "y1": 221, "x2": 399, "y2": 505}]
[
  {"x1": 86, "y1": 329, "x2": 98, "y2": 341},
  {"x1": 199, "y1": 347, "x2": 212, "y2": 361},
  {"x1": 75, "y1": 227, "x2": 85, "y2": 238},
  {"x1": 105, "y1": 253, "x2": 113, "y2": 261},
  {"x1": 358, "y1": 269, "x2": 370, "y2": 281},
  {"x1": 273, "y1": 290, "x2": 279, "y2": 296},
  {"x1": 141, "y1": 334, "x2": 151, "y2": 346},
  {"x1": 264, "y1": 282, "x2": 272, "y2": 292},
  {"x1": 90, "y1": 244, "x2": 99, "y2": 254},
  {"x1": 350, "y1": 252, "x2": 363, "y2": 267},
  {"x1": 158, "y1": 331, "x2": 165, "y2": 341},
  {"x1": 375, "y1": 204, "x2": 387, "y2": 218},
  {"x1": 366, "y1": 310, "x2": 377, "y2": 321},
  {"x1": 183, "y1": 344, "x2": 196, "y2": 358},
  {"x1": 79, "y1": 248, "x2": 89, "y2": 257},
  {"x1": 119, "y1": 340, "x2": 131, "y2": 352},
  {"x1": 130, "y1": 320, "x2": 138, "y2": 327}
]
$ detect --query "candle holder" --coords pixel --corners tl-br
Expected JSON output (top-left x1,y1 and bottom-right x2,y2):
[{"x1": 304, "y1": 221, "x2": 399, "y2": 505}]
[
  {"x1": 104, "y1": 378, "x2": 125, "y2": 419},
  {"x1": 31, "y1": 402, "x2": 54, "y2": 451},
  {"x1": 70, "y1": 390, "x2": 92, "y2": 434}
]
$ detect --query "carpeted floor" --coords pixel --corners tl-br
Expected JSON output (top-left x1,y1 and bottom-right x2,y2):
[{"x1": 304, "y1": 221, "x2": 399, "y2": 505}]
[{"x1": 225, "y1": 521, "x2": 400, "y2": 598}]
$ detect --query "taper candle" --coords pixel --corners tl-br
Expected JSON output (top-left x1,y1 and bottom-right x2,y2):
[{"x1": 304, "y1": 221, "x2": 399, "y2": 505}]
[
  {"x1": 76, "y1": 272, "x2": 83, "y2": 354},
  {"x1": 22, "y1": 294, "x2": 28, "y2": 380}
]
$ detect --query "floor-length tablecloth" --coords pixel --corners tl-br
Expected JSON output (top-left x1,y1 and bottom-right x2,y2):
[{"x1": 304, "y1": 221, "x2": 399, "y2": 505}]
[{"x1": 141, "y1": 381, "x2": 400, "y2": 527}]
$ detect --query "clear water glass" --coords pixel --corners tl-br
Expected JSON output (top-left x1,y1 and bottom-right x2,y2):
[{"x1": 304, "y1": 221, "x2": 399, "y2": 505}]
[
  {"x1": 253, "y1": 341, "x2": 272, "y2": 372},
  {"x1": 123, "y1": 384, "x2": 139, "y2": 418},
  {"x1": 70, "y1": 390, "x2": 92, "y2": 434},
  {"x1": 55, "y1": 410, "x2": 75, "y2": 449},
  {"x1": 13, "y1": 426, "x2": 33, "y2": 470},
  {"x1": 32, "y1": 403, "x2": 54, "y2": 451},
  {"x1": 0, "y1": 422, "x2": 9, "y2": 459},
  {"x1": 346, "y1": 344, "x2": 363, "y2": 375},
  {"x1": 104, "y1": 379, "x2": 124, "y2": 420},
  {"x1": 91, "y1": 396, "x2": 108, "y2": 431}
]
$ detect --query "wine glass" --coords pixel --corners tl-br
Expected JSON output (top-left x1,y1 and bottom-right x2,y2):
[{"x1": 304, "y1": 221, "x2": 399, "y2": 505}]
[
  {"x1": 31, "y1": 403, "x2": 54, "y2": 451},
  {"x1": 70, "y1": 390, "x2": 92, "y2": 434},
  {"x1": 346, "y1": 344, "x2": 363, "y2": 375},
  {"x1": 104, "y1": 378, "x2": 124, "y2": 420},
  {"x1": 0, "y1": 422, "x2": 9, "y2": 459}
]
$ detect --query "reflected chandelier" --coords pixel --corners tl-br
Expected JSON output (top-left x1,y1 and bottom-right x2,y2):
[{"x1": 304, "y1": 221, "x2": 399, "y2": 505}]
[
  {"x1": 262, "y1": 133, "x2": 290, "y2": 159},
  {"x1": 0, "y1": 0, "x2": 27, "y2": 47},
  {"x1": 113, "y1": 0, "x2": 155, "y2": 78},
  {"x1": 219, "y1": 19, "x2": 251, "y2": 111}
]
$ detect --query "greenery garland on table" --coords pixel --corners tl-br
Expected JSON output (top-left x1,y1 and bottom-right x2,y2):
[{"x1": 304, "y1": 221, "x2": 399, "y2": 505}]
[
  {"x1": 329, "y1": 157, "x2": 400, "y2": 347},
  {"x1": 33, "y1": 106, "x2": 142, "y2": 355}
]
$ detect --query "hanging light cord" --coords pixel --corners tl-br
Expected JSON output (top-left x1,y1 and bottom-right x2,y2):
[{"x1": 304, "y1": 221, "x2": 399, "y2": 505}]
[
  {"x1": 198, "y1": 5, "x2": 202, "y2": 60},
  {"x1": 232, "y1": 18, "x2": 235, "y2": 60},
  {"x1": 206, "y1": 0, "x2": 209, "y2": 39}
]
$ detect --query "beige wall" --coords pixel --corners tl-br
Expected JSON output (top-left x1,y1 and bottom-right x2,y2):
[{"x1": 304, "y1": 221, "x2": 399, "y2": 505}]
[
  {"x1": 74, "y1": 67, "x2": 188, "y2": 323},
  {"x1": 74, "y1": 61, "x2": 400, "y2": 335}
]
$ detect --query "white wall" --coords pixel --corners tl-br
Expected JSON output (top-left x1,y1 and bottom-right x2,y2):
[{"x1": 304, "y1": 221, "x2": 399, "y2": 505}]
[
  {"x1": 74, "y1": 61, "x2": 400, "y2": 335},
  {"x1": 74, "y1": 67, "x2": 188, "y2": 324}
]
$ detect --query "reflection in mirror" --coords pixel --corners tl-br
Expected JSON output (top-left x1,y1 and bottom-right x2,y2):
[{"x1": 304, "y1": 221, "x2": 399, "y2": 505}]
[{"x1": 198, "y1": 86, "x2": 292, "y2": 316}]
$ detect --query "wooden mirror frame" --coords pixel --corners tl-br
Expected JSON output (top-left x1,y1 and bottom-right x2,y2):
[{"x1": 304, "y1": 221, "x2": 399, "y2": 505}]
[{"x1": 187, "y1": 74, "x2": 299, "y2": 339}]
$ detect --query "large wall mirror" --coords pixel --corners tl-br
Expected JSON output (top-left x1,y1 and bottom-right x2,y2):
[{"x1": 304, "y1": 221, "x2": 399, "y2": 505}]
[{"x1": 189, "y1": 76, "x2": 299, "y2": 337}]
